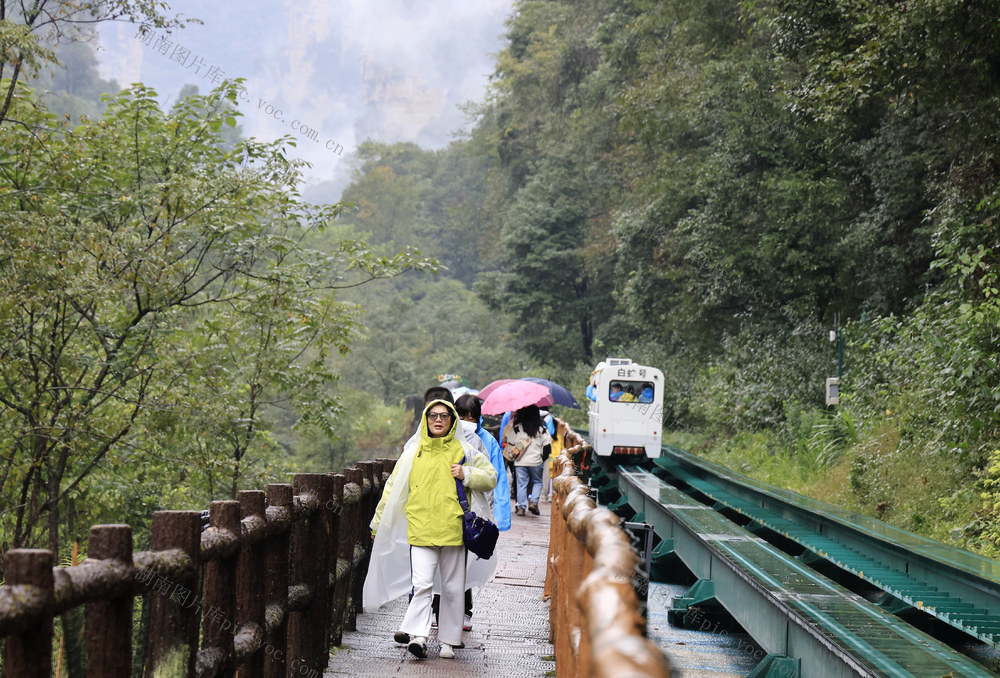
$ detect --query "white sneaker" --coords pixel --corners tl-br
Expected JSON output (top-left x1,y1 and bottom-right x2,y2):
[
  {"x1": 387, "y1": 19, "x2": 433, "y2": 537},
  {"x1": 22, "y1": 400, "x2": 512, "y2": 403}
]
[
  {"x1": 407, "y1": 636, "x2": 427, "y2": 659},
  {"x1": 440, "y1": 643, "x2": 455, "y2": 659},
  {"x1": 463, "y1": 614, "x2": 473, "y2": 631}
]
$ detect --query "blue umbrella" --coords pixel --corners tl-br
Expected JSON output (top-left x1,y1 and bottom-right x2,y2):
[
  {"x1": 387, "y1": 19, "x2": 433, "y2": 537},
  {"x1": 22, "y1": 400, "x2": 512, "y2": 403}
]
[{"x1": 522, "y1": 377, "x2": 580, "y2": 409}]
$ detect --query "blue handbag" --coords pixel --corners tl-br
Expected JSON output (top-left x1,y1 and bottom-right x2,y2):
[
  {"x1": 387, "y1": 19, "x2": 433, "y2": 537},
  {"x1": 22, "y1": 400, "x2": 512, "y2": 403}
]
[{"x1": 455, "y1": 455, "x2": 499, "y2": 560}]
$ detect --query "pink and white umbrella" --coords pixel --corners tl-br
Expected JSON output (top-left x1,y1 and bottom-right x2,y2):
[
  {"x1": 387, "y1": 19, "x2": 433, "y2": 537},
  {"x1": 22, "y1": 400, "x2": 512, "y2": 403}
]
[
  {"x1": 480, "y1": 380, "x2": 554, "y2": 416},
  {"x1": 477, "y1": 378, "x2": 518, "y2": 400}
]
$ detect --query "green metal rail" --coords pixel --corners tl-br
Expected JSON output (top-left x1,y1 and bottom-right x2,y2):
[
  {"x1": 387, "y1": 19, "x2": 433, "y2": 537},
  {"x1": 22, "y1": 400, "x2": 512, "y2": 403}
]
[
  {"x1": 614, "y1": 466, "x2": 997, "y2": 677},
  {"x1": 651, "y1": 444, "x2": 1000, "y2": 647}
]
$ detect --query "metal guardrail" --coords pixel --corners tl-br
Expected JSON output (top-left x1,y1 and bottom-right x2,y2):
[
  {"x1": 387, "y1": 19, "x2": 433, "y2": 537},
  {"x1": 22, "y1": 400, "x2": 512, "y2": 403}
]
[
  {"x1": 544, "y1": 428, "x2": 674, "y2": 678},
  {"x1": 655, "y1": 444, "x2": 1000, "y2": 647},
  {"x1": 614, "y1": 465, "x2": 997, "y2": 677}
]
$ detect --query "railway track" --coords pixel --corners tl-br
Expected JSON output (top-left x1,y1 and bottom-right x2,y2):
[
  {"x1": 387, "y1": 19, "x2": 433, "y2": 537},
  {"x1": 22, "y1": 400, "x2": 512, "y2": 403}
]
[{"x1": 590, "y1": 445, "x2": 1000, "y2": 677}]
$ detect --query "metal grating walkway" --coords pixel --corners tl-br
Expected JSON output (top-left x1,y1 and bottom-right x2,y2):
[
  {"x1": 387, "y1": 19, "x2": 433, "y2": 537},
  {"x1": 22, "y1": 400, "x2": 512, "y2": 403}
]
[{"x1": 324, "y1": 500, "x2": 556, "y2": 677}]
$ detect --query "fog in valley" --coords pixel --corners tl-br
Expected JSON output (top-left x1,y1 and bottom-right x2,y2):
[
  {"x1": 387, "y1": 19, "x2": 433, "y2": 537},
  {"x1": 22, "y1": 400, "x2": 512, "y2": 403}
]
[{"x1": 94, "y1": 0, "x2": 514, "y2": 199}]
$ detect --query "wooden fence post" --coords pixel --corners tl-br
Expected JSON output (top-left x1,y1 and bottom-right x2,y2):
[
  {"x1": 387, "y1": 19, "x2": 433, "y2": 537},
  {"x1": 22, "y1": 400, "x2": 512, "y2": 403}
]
[
  {"x1": 3, "y1": 549, "x2": 54, "y2": 678},
  {"x1": 201, "y1": 500, "x2": 241, "y2": 678},
  {"x1": 352, "y1": 462, "x2": 377, "y2": 618},
  {"x1": 329, "y1": 473, "x2": 351, "y2": 646},
  {"x1": 263, "y1": 484, "x2": 292, "y2": 678},
  {"x1": 342, "y1": 468, "x2": 363, "y2": 632},
  {"x1": 144, "y1": 510, "x2": 201, "y2": 678},
  {"x1": 289, "y1": 473, "x2": 333, "y2": 677},
  {"x1": 327, "y1": 473, "x2": 345, "y2": 648},
  {"x1": 87, "y1": 525, "x2": 133, "y2": 677},
  {"x1": 236, "y1": 490, "x2": 266, "y2": 678}
]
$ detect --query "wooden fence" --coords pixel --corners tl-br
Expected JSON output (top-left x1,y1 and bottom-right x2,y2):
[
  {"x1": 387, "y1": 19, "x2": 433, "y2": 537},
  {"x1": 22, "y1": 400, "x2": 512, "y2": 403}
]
[
  {"x1": 544, "y1": 432, "x2": 674, "y2": 678},
  {"x1": 0, "y1": 459, "x2": 394, "y2": 678}
]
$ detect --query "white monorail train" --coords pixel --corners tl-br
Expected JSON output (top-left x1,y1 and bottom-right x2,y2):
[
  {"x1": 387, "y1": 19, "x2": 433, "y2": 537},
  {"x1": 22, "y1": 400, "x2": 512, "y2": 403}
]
[{"x1": 586, "y1": 358, "x2": 664, "y2": 462}]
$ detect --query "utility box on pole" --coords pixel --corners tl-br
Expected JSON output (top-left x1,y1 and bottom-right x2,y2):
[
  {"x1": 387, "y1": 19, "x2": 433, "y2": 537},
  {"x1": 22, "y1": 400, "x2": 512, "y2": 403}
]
[{"x1": 825, "y1": 377, "x2": 840, "y2": 406}]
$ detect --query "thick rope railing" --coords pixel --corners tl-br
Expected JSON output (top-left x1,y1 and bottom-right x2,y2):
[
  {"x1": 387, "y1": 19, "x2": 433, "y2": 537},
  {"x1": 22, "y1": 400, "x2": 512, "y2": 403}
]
[
  {"x1": 544, "y1": 426, "x2": 674, "y2": 678},
  {"x1": 0, "y1": 459, "x2": 395, "y2": 678}
]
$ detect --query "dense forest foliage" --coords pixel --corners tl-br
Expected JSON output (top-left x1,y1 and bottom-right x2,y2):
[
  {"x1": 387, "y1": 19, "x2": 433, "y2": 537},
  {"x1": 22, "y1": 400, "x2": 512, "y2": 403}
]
[
  {"x1": 455, "y1": 0, "x2": 1000, "y2": 554},
  {"x1": 3, "y1": 0, "x2": 1000, "y2": 570},
  {"x1": 336, "y1": 0, "x2": 1000, "y2": 556},
  {"x1": 0, "y1": 2, "x2": 439, "y2": 566},
  {"x1": 298, "y1": 0, "x2": 1000, "y2": 555}
]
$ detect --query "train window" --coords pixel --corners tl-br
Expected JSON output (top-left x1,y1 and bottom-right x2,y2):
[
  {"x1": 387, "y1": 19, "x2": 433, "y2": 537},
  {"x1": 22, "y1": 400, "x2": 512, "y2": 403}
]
[{"x1": 609, "y1": 380, "x2": 655, "y2": 403}]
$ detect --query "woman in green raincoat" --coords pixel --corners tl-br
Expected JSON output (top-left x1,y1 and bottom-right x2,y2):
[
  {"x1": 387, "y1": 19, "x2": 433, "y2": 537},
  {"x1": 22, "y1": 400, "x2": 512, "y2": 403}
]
[{"x1": 363, "y1": 399, "x2": 497, "y2": 659}]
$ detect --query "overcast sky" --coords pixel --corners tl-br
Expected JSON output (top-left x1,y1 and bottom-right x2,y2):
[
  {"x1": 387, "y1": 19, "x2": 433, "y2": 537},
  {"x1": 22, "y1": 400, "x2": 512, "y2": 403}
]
[{"x1": 96, "y1": 0, "x2": 514, "y2": 190}]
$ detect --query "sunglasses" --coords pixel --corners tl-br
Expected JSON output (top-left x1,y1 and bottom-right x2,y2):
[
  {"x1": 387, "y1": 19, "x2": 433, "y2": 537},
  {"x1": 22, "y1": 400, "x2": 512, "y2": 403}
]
[{"x1": 427, "y1": 412, "x2": 452, "y2": 421}]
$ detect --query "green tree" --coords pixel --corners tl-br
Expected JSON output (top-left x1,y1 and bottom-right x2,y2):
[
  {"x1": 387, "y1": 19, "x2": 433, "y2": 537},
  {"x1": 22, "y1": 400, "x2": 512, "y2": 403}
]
[
  {"x1": 475, "y1": 0, "x2": 621, "y2": 367},
  {"x1": 0, "y1": 82, "x2": 434, "y2": 560},
  {"x1": 1, "y1": 0, "x2": 186, "y2": 127},
  {"x1": 338, "y1": 140, "x2": 493, "y2": 287},
  {"x1": 325, "y1": 138, "x2": 535, "y2": 411},
  {"x1": 25, "y1": 40, "x2": 120, "y2": 120},
  {"x1": 476, "y1": 162, "x2": 605, "y2": 367},
  {"x1": 331, "y1": 275, "x2": 533, "y2": 404}
]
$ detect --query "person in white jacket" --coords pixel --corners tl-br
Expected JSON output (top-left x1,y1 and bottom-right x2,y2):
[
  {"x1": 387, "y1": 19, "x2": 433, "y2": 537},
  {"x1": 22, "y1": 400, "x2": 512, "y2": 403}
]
[
  {"x1": 503, "y1": 404, "x2": 552, "y2": 516},
  {"x1": 363, "y1": 399, "x2": 497, "y2": 659}
]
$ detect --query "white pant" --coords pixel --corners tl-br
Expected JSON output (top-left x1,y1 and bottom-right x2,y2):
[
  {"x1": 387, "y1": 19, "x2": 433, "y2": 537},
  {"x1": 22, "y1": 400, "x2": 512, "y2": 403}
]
[{"x1": 400, "y1": 545, "x2": 466, "y2": 645}]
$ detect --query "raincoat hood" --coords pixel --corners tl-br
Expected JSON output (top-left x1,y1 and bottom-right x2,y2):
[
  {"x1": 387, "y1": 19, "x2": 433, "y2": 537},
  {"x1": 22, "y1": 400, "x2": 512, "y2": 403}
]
[{"x1": 419, "y1": 399, "x2": 461, "y2": 448}]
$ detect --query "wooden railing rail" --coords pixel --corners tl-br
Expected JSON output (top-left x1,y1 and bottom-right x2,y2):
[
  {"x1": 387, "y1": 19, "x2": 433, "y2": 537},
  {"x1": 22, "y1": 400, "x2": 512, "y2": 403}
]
[
  {"x1": 0, "y1": 459, "x2": 395, "y2": 678},
  {"x1": 545, "y1": 428, "x2": 674, "y2": 678}
]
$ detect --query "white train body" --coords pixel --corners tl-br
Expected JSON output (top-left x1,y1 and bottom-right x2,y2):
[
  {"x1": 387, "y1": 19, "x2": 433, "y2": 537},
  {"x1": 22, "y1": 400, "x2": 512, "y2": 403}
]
[{"x1": 587, "y1": 358, "x2": 664, "y2": 459}]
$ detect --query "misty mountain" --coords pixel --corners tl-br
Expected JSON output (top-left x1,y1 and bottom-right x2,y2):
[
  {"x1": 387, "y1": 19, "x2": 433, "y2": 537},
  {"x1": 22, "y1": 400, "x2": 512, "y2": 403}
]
[{"x1": 94, "y1": 0, "x2": 513, "y2": 193}]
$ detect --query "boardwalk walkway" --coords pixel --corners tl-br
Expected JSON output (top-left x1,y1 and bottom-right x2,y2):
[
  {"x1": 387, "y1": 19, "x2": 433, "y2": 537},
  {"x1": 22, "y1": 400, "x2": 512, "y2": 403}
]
[{"x1": 325, "y1": 500, "x2": 556, "y2": 677}]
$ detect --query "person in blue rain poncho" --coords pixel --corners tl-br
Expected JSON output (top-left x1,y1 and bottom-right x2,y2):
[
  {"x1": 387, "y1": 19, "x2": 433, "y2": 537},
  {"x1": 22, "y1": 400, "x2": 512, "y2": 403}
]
[
  {"x1": 449, "y1": 394, "x2": 511, "y2": 631},
  {"x1": 455, "y1": 394, "x2": 511, "y2": 530},
  {"x1": 585, "y1": 361, "x2": 606, "y2": 401}
]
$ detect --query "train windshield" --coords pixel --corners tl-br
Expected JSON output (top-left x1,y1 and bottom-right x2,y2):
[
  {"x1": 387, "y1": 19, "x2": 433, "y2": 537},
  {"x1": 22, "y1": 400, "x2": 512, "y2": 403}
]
[{"x1": 608, "y1": 380, "x2": 655, "y2": 403}]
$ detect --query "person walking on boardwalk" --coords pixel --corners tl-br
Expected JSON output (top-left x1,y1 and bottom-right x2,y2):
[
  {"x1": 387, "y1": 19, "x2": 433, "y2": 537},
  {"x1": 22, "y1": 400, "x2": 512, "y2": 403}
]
[
  {"x1": 455, "y1": 394, "x2": 511, "y2": 531},
  {"x1": 407, "y1": 385, "x2": 492, "y2": 630},
  {"x1": 499, "y1": 409, "x2": 516, "y2": 498},
  {"x1": 363, "y1": 399, "x2": 498, "y2": 659},
  {"x1": 443, "y1": 393, "x2": 510, "y2": 631},
  {"x1": 414, "y1": 389, "x2": 496, "y2": 630},
  {"x1": 503, "y1": 404, "x2": 551, "y2": 516}
]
